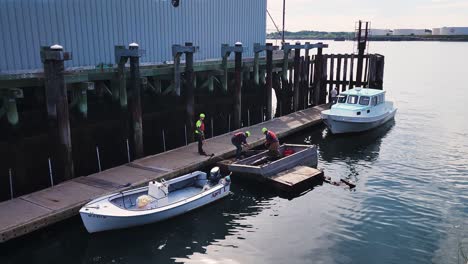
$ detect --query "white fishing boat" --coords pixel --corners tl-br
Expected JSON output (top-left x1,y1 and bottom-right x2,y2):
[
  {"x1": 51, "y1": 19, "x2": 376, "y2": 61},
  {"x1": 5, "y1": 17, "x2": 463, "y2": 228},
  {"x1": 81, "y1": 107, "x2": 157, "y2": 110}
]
[
  {"x1": 79, "y1": 167, "x2": 231, "y2": 233},
  {"x1": 321, "y1": 87, "x2": 397, "y2": 134}
]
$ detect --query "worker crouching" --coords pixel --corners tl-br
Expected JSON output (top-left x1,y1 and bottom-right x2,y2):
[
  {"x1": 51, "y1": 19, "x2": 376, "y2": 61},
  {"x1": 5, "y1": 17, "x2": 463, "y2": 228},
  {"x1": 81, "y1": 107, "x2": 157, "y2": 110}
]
[
  {"x1": 231, "y1": 131, "x2": 251, "y2": 160},
  {"x1": 262, "y1": 127, "x2": 280, "y2": 158}
]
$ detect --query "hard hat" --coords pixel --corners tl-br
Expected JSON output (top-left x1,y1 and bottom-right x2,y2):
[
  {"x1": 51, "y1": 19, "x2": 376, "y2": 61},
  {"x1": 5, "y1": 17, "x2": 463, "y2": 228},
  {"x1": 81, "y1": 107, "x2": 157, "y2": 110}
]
[
  {"x1": 200, "y1": 113, "x2": 205, "y2": 118},
  {"x1": 245, "y1": 131, "x2": 251, "y2": 137},
  {"x1": 262, "y1": 127, "x2": 268, "y2": 133}
]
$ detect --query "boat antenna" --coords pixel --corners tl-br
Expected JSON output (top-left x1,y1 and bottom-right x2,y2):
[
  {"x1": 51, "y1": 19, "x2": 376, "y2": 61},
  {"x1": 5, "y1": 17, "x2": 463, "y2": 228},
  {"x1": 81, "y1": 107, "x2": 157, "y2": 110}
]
[
  {"x1": 282, "y1": 0, "x2": 286, "y2": 44},
  {"x1": 267, "y1": 9, "x2": 282, "y2": 40}
]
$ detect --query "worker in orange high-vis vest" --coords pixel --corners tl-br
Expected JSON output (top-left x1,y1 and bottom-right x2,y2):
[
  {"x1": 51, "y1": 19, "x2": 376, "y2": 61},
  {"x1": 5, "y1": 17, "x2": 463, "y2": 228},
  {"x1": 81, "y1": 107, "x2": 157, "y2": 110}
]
[
  {"x1": 262, "y1": 127, "x2": 280, "y2": 158},
  {"x1": 195, "y1": 113, "x2": 206, "y2": 155}
]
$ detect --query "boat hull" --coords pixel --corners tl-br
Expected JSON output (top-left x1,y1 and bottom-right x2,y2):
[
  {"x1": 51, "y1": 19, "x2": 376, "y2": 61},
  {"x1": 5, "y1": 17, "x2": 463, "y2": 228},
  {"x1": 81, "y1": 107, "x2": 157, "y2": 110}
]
[
  {"x1": 80, "y1": 184, "x2": 230, "y2": 233},
  {"x1": 228, "y1": 144, "x2": 318, "y2": 178},
  {"x1": 322, "y1": 108, "x2": 396, "y2": 134}
]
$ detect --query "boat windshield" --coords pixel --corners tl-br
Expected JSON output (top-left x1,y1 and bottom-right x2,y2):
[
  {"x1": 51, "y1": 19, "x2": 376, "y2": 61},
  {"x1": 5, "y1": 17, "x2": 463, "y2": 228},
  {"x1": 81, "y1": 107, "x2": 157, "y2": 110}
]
[
  {"x1": 337, "y1": 95, "x2": 347, "y2": 103},
  {"x1": 347, "y1": 95, "x2": 358, "y2": 104},
  {"x1": 359, "y1": 96, "x2": 370, "y2": 105}
]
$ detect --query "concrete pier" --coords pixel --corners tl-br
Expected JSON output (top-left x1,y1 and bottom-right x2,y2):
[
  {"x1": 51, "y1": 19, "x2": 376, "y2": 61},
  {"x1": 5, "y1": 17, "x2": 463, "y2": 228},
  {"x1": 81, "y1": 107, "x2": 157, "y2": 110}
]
[{"x1": 0, "y1": 105, "x2": 328, "y2": 243}]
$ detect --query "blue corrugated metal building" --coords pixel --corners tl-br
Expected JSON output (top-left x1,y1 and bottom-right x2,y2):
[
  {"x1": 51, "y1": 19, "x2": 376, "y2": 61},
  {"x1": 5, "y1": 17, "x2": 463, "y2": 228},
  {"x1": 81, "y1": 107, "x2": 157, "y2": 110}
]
[{"x1": 0, "y1": 0, "x2": 266, "y2": 73}]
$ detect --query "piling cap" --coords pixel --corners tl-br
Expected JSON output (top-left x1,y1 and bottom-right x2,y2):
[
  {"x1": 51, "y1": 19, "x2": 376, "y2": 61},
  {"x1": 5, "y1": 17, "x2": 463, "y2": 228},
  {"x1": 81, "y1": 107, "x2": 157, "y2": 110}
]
[
  {"x1": 262, "y1": 127, "x2": 268, "y2": 134},
  {"x1": 129, "y1": 42, "x2": 139, "y2": 48},
  {"x1": 200, "y1": 113, "x2": 205, "y2": 118},
  {"x1": 235, "y1": 41, "x2": 242, "y2": 46},
  {"x1": 245, "y1": 131, "x2": 251, "y2": 137},
  {"x1": 50, "y1": 44, "x2": 63, "y2": 50}
]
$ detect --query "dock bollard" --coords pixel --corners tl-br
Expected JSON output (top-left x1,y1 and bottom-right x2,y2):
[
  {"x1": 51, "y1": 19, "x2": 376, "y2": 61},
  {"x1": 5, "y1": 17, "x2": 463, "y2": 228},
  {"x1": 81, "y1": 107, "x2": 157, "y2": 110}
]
[
  {"x1": 162, "y1": 129, "x2": 166, "y2": 152},
  {"x1": 126, "y1": 139, "x2": 131, "y2": 163},
  {"x1": 8, "y1": 168, "x2": 13, "y2": 199},
  {"x1": 48, "y1": 158, "x2": 54, "y2": 187},
  {"x1": 96, "y1": 146, "x2": 102, "y2": 172}
]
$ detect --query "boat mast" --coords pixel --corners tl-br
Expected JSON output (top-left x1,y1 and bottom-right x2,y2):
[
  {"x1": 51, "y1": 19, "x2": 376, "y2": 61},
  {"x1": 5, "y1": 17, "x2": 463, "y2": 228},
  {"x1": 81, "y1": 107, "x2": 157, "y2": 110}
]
[{"x1": 282, "y1": 0, "x2": 286, "y2": 44}]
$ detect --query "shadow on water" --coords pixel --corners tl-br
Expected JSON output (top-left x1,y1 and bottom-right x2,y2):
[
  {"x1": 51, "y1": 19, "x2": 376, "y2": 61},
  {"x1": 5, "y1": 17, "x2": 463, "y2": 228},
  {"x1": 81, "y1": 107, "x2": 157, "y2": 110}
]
[
  {"x1": 319, "y1": 119, "x2": 396, "y2": 162},
  {"x1": 285, "y1": 120, "x2": 395, "y2": 163},
  {"x1": 0, "y1": 182, "x2": 274, "y2": 264}
]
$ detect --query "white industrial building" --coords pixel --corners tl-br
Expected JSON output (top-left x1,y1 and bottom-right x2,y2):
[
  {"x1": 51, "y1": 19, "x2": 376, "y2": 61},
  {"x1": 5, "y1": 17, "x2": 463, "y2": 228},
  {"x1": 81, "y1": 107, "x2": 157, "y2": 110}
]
[
  {"x1": 370, "y1": 29, "x2": 392, "y2": 36},
  {"x1": 437, "y1": 27, "x2": 468, "y2": 35},
  {"x1": 432, "y1": 28, "x2": 441, "y2": 35},
  {"x1": 392, "y1": 29, "x2": 431, "y2": 36}
]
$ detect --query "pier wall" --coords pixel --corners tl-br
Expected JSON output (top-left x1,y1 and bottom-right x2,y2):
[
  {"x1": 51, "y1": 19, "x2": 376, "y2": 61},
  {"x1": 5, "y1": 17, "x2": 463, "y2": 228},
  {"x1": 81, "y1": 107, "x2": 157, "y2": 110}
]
[{"x1": 0, "y1": 45, "x2": 384, "y2": 202}]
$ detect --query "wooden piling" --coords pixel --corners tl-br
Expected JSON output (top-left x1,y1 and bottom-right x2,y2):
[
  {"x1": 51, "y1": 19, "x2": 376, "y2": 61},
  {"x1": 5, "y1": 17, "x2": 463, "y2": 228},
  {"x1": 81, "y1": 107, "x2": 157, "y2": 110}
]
[
  {"x1": 356, "y1": 21, "x2": 368, "y2": 86},
  {"x1": 41, "y1": 45, "x2": 74, "y2": 181},
  {"x1": 232, "y1": 42, "x2": 242, "y2": 130},
  {"x1": 336, "y1": 55, "x2": 342, "y2": 92},
  {"x1": 304, "y1": 43, "x2": 311, "y2": 109},
  {"x1": 328, "y1": 54, "x2": 335, "y2": 103},
  {"x1": 342, "y1": 55, "x2": 348, "y2": 92},
  {"x1": 293, "y1": 44, "x2": 301, "y2": 112},
  {"x1": 349, "y1": 54, "x2": 355, "y2": 89},
  {"x1": 253, "y1": 43, "x2": 260, "y2": 86},
  {"x1": 265, "y1": 43, "x2": 273, "y2": 121},
  {"x1": 129, "y1": 43, "x2": 144, "y2": 159},
  {"x1": 185, "y1": 42, "x2": 195, "y2": 143}
]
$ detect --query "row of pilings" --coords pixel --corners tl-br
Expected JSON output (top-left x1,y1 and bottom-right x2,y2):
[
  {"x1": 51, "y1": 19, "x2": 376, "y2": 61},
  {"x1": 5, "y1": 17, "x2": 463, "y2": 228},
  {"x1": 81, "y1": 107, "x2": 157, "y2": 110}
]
[{"x1": 0, "y1": 41, "x2": 384, "y2": 201}]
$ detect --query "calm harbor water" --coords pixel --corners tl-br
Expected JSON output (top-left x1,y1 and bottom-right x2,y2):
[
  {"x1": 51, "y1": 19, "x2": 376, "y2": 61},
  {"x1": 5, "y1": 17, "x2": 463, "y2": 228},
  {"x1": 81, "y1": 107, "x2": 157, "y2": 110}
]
[{"x1": 1, "y1": 41, "x2": 468, "y2": 264}]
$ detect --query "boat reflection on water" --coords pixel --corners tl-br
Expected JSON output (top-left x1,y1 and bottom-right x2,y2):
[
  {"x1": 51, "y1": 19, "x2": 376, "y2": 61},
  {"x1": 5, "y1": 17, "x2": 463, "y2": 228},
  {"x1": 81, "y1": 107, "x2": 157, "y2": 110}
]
[{"x1": 319, "y1": 119, "x2": 395, "y2": 163}]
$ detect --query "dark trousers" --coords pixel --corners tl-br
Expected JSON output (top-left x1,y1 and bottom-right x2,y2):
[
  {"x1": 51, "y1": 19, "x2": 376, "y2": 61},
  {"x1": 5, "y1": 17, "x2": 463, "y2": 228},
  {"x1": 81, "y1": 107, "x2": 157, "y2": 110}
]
[
  {"x1": 231, "y1": 139, "x2": 242, "y2": 159},
  {"x1": 331, "y1": 96, "x2": 337, "y2": 104},
  {"x1": 196, "y1": 133, "x2": 205, "y2": 154}
]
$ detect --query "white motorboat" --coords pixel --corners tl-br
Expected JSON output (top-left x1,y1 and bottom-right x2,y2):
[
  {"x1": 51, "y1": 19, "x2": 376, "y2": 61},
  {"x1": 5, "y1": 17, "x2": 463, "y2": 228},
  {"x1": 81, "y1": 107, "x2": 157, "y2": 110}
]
[
  {"x1": 321, "y1": 87, "x2": 397, "y2": 134},
  {"x1": 79, "y1": 167, "x2": 231, "y2": 233}
]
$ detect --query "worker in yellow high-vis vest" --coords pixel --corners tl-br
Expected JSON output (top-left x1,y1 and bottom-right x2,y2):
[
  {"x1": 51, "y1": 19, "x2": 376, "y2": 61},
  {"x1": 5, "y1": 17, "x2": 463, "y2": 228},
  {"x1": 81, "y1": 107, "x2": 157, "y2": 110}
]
[{"x1": 195, "y1": 113, "x2": 206, "y2": 155}]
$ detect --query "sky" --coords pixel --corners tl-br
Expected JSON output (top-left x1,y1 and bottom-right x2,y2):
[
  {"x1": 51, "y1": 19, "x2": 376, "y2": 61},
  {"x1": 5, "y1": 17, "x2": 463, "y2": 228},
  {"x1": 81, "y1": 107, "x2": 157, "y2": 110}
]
[{"x1": 267, "y1": 0, "x2": 468, "y2": 32}]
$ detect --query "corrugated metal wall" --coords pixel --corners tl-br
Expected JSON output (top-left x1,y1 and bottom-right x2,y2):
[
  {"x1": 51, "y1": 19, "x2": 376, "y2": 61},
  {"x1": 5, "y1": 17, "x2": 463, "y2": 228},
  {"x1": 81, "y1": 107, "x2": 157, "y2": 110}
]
[{"x1": 0, "y1": 0, "x2": 266, "y2": 72}]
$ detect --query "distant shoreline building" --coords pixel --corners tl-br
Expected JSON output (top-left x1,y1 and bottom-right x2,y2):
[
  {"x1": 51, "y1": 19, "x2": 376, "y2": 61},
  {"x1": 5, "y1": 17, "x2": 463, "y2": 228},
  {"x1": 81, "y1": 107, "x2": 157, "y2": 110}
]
[
  {"x1": 392, "y1": 29, "x2": 431, "y2": 36},
  {"x1": 432, "y1": 27, "x2": 468, "y2": 35}
]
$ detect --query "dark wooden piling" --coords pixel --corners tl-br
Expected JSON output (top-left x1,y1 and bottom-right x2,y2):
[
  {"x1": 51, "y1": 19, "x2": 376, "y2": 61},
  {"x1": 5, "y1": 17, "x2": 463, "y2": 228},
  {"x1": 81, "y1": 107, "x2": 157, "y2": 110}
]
[
  {"x1": 342, "y1": 55, "x2": 348, "y2": 92},
  {"x1": 328, "y1": 54, "x2": 335, "y2": 103},
  {"x1": 185, "y1": 42, "x2": 196, "y2": 142},
  {"x1": 41, "y1": 45, "x2": 74, "y2": 181},
  {"x1": 375, "y1": 55, "x2": 385, "y2": 89},
  {"x1": 115, "y1": 46, "x2": 131, "y2": 161},
  {"x1": 304, "y1": 43, "x2": 312, "y2": 109},
  {"x1": 293, "y1": 43, "x2": 301, "y2": 112},
  {"x1": 336, "y1": 54, "x2": 342, "y2": 92},
  {"x1": 129, "y1": 43, "x2": 144, "y2": 159},
  {"x1": 355, "y1": 21, "x2": 369, "y2": 86},
  {"x1": 233, "y1": 42, "x2": 243, "y2": 129},
  {"x1": 349, "y1": 54, "x2": 355, "y2": 89},
  {"x1": 265, "y1": 43, "x2": 274, "y2": 121}
]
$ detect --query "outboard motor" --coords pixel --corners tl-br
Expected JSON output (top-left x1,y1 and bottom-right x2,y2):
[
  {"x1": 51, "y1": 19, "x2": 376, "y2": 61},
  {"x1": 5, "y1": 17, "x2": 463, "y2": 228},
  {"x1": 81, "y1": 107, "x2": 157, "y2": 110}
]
[{"x1": 209, "y1": 167, "x2": 221, "y2": 183}]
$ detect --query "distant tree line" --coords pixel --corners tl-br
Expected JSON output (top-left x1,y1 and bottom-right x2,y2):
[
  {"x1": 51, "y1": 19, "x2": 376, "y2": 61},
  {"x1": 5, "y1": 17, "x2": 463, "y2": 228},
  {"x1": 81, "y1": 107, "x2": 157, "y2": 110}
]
[
  {"x1": 267, "y1": 30, "x2": 354, "y2": 40},
  {"x1": 267, "y1": 30, "x2": 468, "y2": 41}
]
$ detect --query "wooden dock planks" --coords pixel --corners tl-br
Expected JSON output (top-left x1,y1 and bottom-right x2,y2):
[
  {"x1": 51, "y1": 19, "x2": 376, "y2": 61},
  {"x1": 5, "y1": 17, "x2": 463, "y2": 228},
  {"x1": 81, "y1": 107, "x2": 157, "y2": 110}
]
[
  {"x1": 270, "y1": 166, "x2": 324, "y2": 193},
  {"x1": 0, "y1": 104, "x2": 328, "y2": 243}
]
